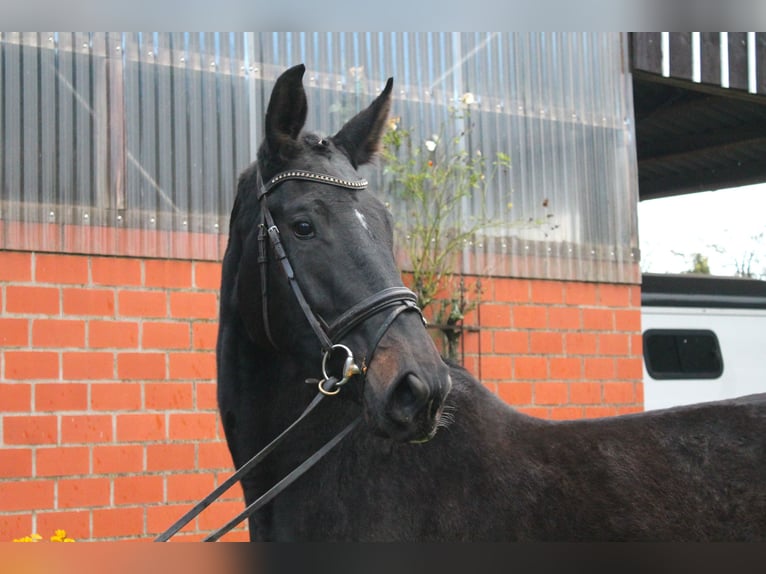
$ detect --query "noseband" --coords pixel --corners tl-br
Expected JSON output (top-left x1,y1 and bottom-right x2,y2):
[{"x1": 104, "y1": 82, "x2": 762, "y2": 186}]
[{"x1": 255, "y1": 168, "x2": 423, "y2": 394}]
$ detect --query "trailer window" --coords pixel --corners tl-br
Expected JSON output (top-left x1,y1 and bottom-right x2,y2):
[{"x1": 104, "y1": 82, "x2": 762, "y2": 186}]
[{"x1": 643, "y1": 329, "x2": 723, "y2": 379}]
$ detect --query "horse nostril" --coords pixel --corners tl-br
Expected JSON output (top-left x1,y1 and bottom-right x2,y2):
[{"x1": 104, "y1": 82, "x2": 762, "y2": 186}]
[{"x1": 388, "y1": 373, "x2": 430, "y2": 423}]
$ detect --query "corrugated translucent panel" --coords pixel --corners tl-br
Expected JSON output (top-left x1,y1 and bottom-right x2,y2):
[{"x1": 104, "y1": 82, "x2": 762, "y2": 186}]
[
  {"x1": 0, "y1": 32, "x2": 638, "y2": 281},
  {"x1": 0, "y1": 32, "x2": 255, "y2": 260}
]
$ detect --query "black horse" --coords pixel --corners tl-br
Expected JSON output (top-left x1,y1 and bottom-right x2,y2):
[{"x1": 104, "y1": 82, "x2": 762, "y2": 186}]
[{"x1": 217, "y1": 64, "x2": 766, "y2": 541}]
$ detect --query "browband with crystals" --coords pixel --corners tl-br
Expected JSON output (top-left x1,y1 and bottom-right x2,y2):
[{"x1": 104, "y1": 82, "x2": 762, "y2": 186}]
[{"x1": 258, "y1": 169, "x2": 368, "y2": 199}]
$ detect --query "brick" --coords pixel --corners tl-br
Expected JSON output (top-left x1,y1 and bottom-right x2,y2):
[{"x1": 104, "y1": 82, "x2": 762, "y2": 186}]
[
  {"x1": 479, "y1": 355, "x2": 512, "y2": 381},
  {"x1": 146, "y1": 443, "x2": 195, "y2": 471},
  {"x1": 0, "y1": 514, "x2": 33, "y2": 541},
  {"x1": 549, "y1": 357, "x2": 581, "y2": 380},
  {"x1": 0, "y1": 480, "x2": 55, "y2": 511},
  {"x1": 0, "y1": 383, "x2": 32, "y2": 411},
  {"x1": 91, "y1": 256, "x2": 142, "y2": 286},
  {"x1": 146, "y1": 504, "x2": 197, "y2": 536},
  {"x1": 143, "y1": 321, "x2": 191, "y2": 349},
  {"x1": 534, "y1": 382, "x2": 568, "y2": 405},
  {"x1": 116, "y1": 413, "x2": 166, "y2": 442},
  {"x1": 517, "y1": 406, "x2": 550, "y2": 419},
  {"x1": 167, "y1": 472, "x2": 217, "y2": 502},
  {"x1": 169, "y1": 352, "x2": 216, "y2": 380},
  {"x1": 118, "y1": 290, "x2": 167, "y2": 317},
  {"x1": 194, "y1": 261, "x2": 222, "y2": 290},
  {"x1": 631, "y1": 334, "x2": 643, "y2": 354},
  {"x1": 118, "y1": 352, "x2": 166, "y2": 380},
  {"x1": 564, "y1": 282, "x2": 598, "y2": 305},
  {"x1": 0, "y1": 251, "x2": 32, "y2": 281},
  {"x1": 58, "y1": 477, "x2": 111, "y2": 508},
  {"x1": 570, "y1": 382, "x2": 603, "y2": 404},
  {"x1": 196, "y1": 382, "x2": 219, "y2": 410},
  {"x1": 615, "y1": 309, "x2": 641, "y2": 332},
  {"x1": 145, "y1": 382, "x2": 194, "y2": 410},
  {"x1": 93, "y1": 445, "x2": 144, "y2": 474},
  {"x1": 192, "y1": 322, "x2": 218, "y2": 350},
  {"x1": 169, "y1": 413, "x2": 218, "y2": 441},
  {"x1": 61, "y1": 414, "x2": 113, "y2": 443},
  {"x1": 91, "y1": 382, "x2": 142, "y2": 411},
  {"x1": 4, "y1": 351, "x2": 58, "y2": 380},
  {"x1": 0, "y1": 448, "x2": 33, "y2": 478},
  {"x1": 603, "y1": 381, "x2": 636, "y2": 404},
  {"x1": 530, "y1": 280, "x2": 564, "y2": 304},
  {"x1": 197, "y1": 500, "x2": 249, "y2": 531},
  {"x1": 36, "y1": 446, "x2": 90, "y2": 477},
  {"x1": 199, "y1": 441, "x2": 234, "y2": 470},
  {"x1": 566, "y1": 332, "x2": 598, "y2": 355},
  {"x1": 583, "y1": 308, "x2": 614, "y2": 331},
  {"x1": 90, "y1": 320, "x2": 139, "y2": 348},
  {"x1": 599, "y1": 333, "x2": 629, "y2": 356},
  {"x1": 529, "y1": 332, "x2": 563, "y2": 354},
  {"x1": 63, "y1": 351, "x2": 114, "y2": 379},
  {"x1": 169, "y1": 292, "x2": 218, "y2": 319},
  {"x1": 3, "y1": 415, "x2": 58, "y2": 444},
  {"x1": 585, "y1": 406, "x2": 618, "y2": 419},
  {"x1": 549, "y1": 407, "x2": 585, "y2": 420},
  {"x1": 514, "y1": 356, "x2": 547, "y2": 380},
  {"x1": 92, "y1": 507, "x2": 145, "y2": 538},
  {"x1": 114, "y1": 475, "x2": 164, "y2": 505},
  {"x1": 548, "y1": 307, "x2": 580, "y2": 330},
  {"x1": 599, "y1": 284, "x2": 630, "y2": 307},
  {"x1": 35, "y1": 254, "x2": 89, "y2": 285},
  {"x1": 617, "y1": 405, "x2": 643, "y2": 416},
  {"x1": 0, "y1": 318, "x2": 29, "y2": 346},
  {"x1": 36, "y1": 382, "x2": 88, "y2": 411},
  {"x1": 584, "y1": 358, "x2": 616, "y2": 380},
  {"x1": 512, "y1": 306, "x2": 547, "y2": 329},
  {"x1": 617, "y1": 358, "x2": 644, "y2": 380},
  {"x1": 36, "y1": 510, "x2": 90, "y2": 541},
  {"x1": 6, "y1": 285, "x2": 60, "y2": 314},
  {"x1": 493, "y1": 278, "x2": 530, "y2": 302},
  {"x1": 493, "y1": 331, "x2": 528, "y2": 354},
  {"x1": 497, "y1": 382, "x2": 533, "y2": 405},
  {"x1": 32, "y1": 318, "x2": 86, "y2": 348},
  {"x1": 63, "y1": 287, "x2": 115, "y2": 316},
  {"x1": 145, "y1": 259, "x2": 192, "y2": 288}
]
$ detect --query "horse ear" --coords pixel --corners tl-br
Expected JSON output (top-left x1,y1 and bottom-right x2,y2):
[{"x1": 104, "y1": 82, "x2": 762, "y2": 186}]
[
  {"x1": 332, "y1": 78, "x2": 394, "y2": 168},
  {"x1": 263, "y1": 64, "x2": 308, "y2": 160}
]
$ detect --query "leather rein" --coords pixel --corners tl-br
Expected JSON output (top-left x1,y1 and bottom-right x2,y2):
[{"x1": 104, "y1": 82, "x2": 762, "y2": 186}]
[{"x1": 155, "y1": 168, "x2": 423, "y2": 541}]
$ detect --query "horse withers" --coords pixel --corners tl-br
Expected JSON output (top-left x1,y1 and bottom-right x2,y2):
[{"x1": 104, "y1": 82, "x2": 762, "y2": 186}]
[{"x1": 216, "y1": 63, "x2": 766, "y2": 541}]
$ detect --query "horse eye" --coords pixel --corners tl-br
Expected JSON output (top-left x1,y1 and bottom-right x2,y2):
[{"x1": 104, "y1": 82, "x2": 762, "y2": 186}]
[{"x1": 292, "y1": 220, "x2": 315, "y2": 238}]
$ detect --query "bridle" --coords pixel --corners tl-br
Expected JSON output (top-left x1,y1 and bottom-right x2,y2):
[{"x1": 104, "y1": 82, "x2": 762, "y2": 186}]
[
  {"x1": 255, "y1": 168, "x2": 423, "y2": 394},
  {"x1": 155, "y1": 167, "x2": 423, "y2": 541}
]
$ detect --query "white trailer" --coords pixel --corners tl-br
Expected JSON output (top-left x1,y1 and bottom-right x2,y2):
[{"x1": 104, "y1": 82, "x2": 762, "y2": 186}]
[{"x1": 641, "y1": 273, "x2": 766, "y2": 411}]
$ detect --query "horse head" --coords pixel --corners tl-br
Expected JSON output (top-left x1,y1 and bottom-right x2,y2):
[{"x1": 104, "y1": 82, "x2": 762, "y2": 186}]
[{"x1": 225, "y1": 64, "x2": 452, "y2": 443}]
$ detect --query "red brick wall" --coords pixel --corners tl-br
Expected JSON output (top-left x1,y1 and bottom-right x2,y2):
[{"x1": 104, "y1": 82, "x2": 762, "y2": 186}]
[
  {"x1": 458, "y1": 277, "x2": 643, "y2": 420},
  {"x1": 0, "y1": 250, "x2": 643, "y2": 541}
]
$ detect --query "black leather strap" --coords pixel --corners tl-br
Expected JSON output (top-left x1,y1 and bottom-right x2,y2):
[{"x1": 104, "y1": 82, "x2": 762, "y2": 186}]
[
  {"x1": 327, "y1": 286, "x2": 420, "y2": 342},
  {"x1": 154, "y1": 390, "x2": 328, "y2": 542},
  {"x1": 202, "y1": 416, "x2": 361, "y2": 542}
]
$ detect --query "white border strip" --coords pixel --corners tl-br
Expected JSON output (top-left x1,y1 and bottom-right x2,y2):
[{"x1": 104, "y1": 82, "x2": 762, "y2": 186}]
[
  {"x1": 691, "y1": 32, "x2": 701, "y2": 83},
  {"x1": 748, "y1": 31, "x2": 757, "y2": 93},
  {"x1": 661, "y1": 32, "x2": 670, "y2": 77},
  {"x1": 720, "y1": 32, "x2": 730, "y2": 88}
]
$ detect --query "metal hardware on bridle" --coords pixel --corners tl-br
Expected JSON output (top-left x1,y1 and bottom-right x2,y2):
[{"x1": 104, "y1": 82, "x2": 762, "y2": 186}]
[
  {"x1": 155, "y1": 167, "x2": 424, "y2": 542},
  {"x1": 319, "y1": 344, "x2": 361, "y2": 396}
]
